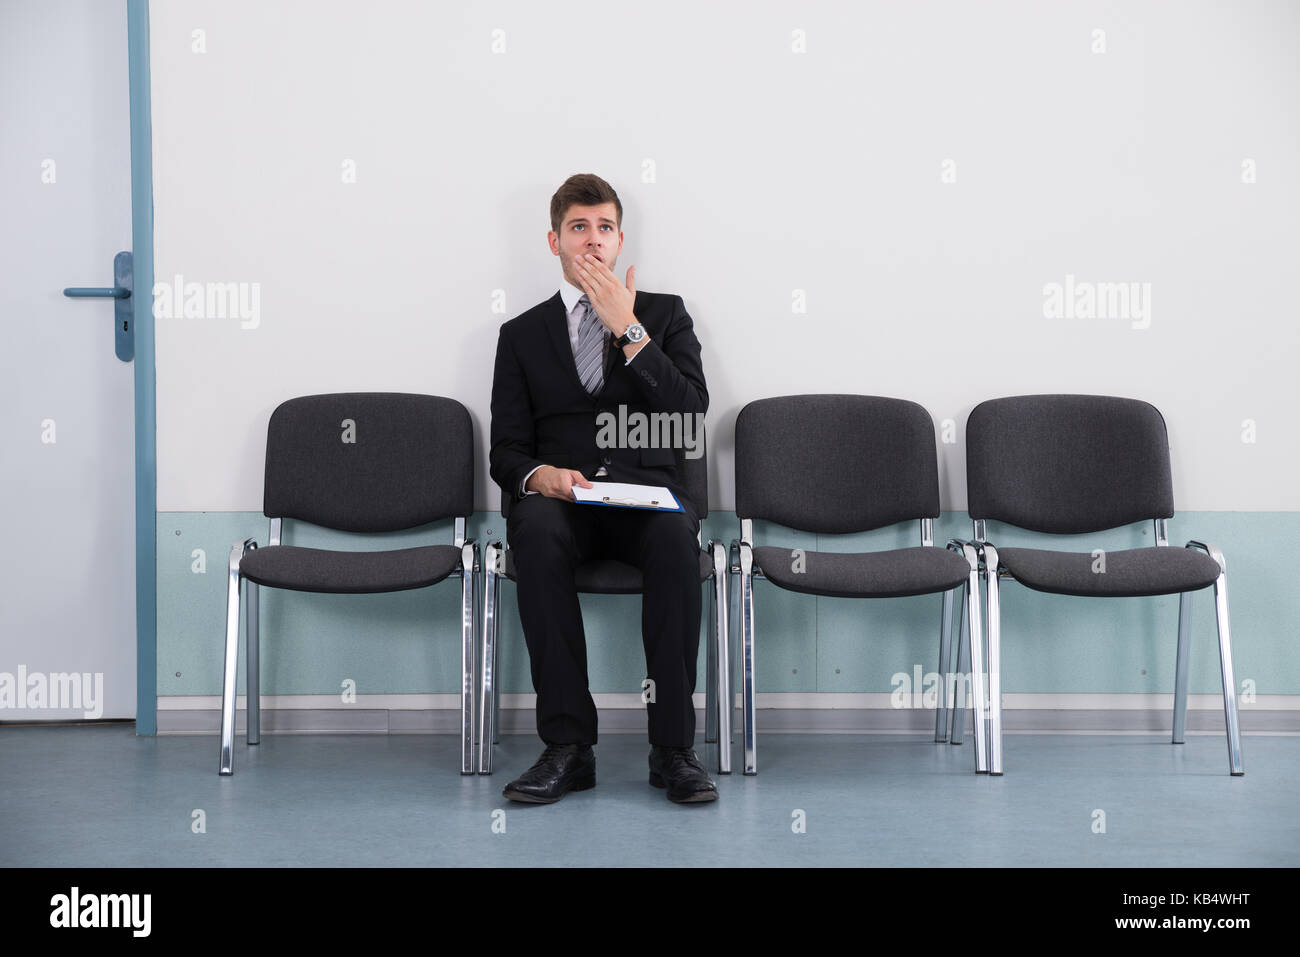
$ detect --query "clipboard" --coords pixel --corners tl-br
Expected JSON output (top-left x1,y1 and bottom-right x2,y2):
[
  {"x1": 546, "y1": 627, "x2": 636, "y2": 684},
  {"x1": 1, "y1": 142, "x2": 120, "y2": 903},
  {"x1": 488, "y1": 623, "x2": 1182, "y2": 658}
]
[{"x1": 571, "y1": 481, "x2": 684, "y2": 512}]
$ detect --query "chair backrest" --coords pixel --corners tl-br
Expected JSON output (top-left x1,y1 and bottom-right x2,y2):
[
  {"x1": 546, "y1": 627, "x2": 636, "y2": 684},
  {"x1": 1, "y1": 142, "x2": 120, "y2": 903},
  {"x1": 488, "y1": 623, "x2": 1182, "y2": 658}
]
[
  {"x1": 264, "y1": 392, "x2": 473, "y2": 532},
  {"x1": 735, "y1": 394, "x2": 940, "y2": 534},
  {"x1": 965, "y1": 394, "x2": 1174, "y2": 534},
  {"x1": 500, "y1": 429, "x2": 710, "y2": 521}
]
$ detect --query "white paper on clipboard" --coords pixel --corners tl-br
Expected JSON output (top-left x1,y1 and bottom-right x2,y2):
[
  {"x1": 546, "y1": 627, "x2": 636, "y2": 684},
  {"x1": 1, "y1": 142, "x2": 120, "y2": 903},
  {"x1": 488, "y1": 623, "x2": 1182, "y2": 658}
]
[{"x1": 571, "y1": 481, "x2": 683, "y2": 512}]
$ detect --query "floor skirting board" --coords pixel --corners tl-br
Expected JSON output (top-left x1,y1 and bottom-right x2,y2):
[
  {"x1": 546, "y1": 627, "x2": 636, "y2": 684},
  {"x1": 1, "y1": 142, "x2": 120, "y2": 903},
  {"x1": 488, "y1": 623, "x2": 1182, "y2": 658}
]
[{"x1": 152, "y1": 693, "x2": 1300, "y2": 734}]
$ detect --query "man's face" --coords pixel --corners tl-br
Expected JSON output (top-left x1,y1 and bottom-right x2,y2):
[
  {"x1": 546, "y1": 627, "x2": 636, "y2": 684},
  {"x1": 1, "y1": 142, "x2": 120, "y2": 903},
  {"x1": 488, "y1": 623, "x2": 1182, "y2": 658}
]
[{"x1": 548, "y1": 202, "x2": 623, "y2": 290}]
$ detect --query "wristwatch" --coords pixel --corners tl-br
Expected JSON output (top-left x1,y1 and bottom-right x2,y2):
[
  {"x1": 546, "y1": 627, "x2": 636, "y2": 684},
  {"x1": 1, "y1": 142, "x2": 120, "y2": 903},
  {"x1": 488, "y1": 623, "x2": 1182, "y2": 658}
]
[{"x1": 614, "y1": 322, "x2": 646, "y2": 348}]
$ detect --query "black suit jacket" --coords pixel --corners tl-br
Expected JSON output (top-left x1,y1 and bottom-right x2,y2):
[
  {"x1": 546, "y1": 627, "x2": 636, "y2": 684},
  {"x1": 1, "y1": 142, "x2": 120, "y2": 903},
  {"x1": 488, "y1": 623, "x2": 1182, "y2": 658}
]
[{"x1": 489, "y1": 288, "x2": 708, "y2": 516}]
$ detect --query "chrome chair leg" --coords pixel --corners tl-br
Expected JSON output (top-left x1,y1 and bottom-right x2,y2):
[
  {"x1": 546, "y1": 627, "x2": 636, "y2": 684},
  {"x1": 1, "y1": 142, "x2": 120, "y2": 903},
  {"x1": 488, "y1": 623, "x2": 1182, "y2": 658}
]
[
  {"x1": 459, "y1": 541, "x2": 478, "y2": 776},
  {"x1": 962, "y1": 543, "x2": 989, "y2": 773},
  {"x1": 982, "y1": 543, "x2": 1003, "y2": 776},
  {"x1": 1212, "y1": 569, "x2": 1245, "y2": 776},
  {"x1": 950, "y1": 579, "x2": 972, "y2": 746},
  {"x1": 492, "y1": 567, "x2": 501, "y2": 747},
  {"x1": 479, "y1": 543, "x2": 499, "y2": 774},
  {"x1": 246, "y1": 581, "x2": 260, "y2": 746},
  {"x1": 711, "y1": 541, "x2": 732, "y2": 773},
  {"x1": 706, "y1": 559, "x2": 718, "y2": 745},
  {"x1": 935, "y1": 586, "x2": 956, "y2": 742},
  {"x1": 219, "y1": 539, "x2": 254, "y2": 775},
  {"x1": 729, "y1": 544, "x2": 740, "y2": 755},
  {"x1": 739, "y1": 545, "x2": 758, "y2": 775},
  {"x1": 1186, "y1": 541, "x2": 1244, "y2": 776},
  {"x1": 1172, "y1": 591, "x2": 1192, "y2": 744},
  {"x1": 491, "y1": 546, "x2": 501, "y2": 748}
]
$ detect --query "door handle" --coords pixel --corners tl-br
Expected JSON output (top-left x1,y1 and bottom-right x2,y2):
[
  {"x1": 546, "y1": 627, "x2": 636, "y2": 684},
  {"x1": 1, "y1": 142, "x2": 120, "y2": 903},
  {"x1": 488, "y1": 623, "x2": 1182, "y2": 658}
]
[
  {"x1": 64, "y1": 250, "x2": 134, "y2": 361},
  {"x1": 64, "y1": 286, "x2": 129, "y2": 298}
]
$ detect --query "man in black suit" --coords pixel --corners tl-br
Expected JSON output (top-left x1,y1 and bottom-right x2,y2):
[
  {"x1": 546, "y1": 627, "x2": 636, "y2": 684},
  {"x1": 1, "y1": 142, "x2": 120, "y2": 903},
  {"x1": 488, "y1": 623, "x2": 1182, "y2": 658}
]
[{"x1": 489, "y1": 173, "x2": 717, "y2": 804}]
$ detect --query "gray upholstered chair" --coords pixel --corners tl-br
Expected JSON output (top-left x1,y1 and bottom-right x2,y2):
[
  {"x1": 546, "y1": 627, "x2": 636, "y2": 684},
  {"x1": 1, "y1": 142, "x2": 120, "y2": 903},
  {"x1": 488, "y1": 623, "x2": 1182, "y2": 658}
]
[
  {"x1": 966, "y1": 394, "x2": 1243, "y2": 776},
  {"x1": 477, "y1": 437, "x2": 733, "y2": 774},
  {"x1": 218, "y1": 393, "x2": 479, "y2": 776},
  {"x1": 731, "y1": 394, "x2": 986, "y2": 775}
]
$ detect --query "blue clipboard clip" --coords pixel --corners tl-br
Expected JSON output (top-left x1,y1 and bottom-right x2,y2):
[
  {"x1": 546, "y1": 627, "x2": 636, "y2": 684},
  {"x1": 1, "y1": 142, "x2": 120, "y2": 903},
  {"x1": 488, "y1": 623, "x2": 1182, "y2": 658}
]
[{"x1": 577, "y1": 493, "x2": 684, "y2": 512}]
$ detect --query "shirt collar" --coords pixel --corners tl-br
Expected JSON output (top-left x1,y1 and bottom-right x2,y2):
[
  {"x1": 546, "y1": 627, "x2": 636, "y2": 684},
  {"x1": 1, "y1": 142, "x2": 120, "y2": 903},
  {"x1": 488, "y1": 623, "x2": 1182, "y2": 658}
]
[{"x1": 559, "y1": 278, "x2": 586, "y2": 315}]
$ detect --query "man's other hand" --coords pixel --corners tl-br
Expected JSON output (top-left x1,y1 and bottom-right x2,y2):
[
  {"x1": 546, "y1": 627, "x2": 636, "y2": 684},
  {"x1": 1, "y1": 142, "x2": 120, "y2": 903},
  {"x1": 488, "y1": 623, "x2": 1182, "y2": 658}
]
[{"x1": 526, "y1": 465, "x2": 594, "y2": 500}]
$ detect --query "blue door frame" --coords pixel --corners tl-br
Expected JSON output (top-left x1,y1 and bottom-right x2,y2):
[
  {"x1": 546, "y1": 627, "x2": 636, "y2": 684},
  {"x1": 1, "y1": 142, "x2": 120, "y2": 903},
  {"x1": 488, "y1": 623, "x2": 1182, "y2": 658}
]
[{"x1": 128, "y1": 0, "x2": 156, "y2": 735}]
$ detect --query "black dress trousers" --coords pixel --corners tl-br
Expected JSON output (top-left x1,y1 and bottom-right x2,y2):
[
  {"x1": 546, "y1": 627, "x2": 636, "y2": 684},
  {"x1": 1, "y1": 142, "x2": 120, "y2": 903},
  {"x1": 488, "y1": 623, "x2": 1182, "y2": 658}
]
[{"x1": 507, "y1": 492, "x2": 702, "y2": 748}]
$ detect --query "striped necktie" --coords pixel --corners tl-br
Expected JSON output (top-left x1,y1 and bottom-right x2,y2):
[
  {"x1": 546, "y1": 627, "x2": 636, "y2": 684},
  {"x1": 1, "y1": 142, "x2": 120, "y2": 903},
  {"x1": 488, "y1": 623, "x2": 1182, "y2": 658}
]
[{"x1": 573, "y1": 295, "x2": 608, "y2": 395}]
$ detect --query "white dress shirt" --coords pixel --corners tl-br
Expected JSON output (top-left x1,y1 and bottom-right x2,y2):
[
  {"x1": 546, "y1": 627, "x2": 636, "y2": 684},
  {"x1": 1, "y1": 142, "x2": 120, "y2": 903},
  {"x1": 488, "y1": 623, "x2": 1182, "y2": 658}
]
[{"x1": 519, "y1": 280, "x2": 643, "y2": 496}]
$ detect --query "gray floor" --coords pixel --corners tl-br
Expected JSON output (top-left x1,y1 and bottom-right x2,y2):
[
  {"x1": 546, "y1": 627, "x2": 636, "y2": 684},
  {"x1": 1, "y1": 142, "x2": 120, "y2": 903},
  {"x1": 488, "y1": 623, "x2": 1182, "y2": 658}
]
[{"x1": 2, "y1": 725, "x2": 1295, "y2": 867}]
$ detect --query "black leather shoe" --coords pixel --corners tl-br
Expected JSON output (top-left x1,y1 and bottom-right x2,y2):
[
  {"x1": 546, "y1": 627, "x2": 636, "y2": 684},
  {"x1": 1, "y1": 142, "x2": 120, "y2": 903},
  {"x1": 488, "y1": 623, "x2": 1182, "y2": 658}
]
[
  {"x1": 502, "y1": 743, "x2": 595, "y2": 804},
  {"x1": 649, "y1": 746, "x2": 718, "y2": 803}
]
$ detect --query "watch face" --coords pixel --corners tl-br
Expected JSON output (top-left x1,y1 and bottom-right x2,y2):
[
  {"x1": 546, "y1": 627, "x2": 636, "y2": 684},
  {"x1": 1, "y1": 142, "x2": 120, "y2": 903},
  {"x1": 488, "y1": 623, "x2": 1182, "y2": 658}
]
[{"x1": 626, "y1": 323, "x2": 646, "y2": 342}]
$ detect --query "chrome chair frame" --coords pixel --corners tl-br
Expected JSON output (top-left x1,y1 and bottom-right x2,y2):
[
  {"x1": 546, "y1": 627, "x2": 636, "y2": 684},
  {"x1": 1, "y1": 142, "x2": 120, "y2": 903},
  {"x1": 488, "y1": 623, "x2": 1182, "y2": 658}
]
[
  {"x1": 729, "y1": 516, "x2": 989, "y2": 775},
  {"x1": 219, "y1": 516, "x2": 480, "y2": 776},
  {"x1": 972, "y1": 516, "x2": 1243, "y2": 776},
  {"x1": 477, "y1": 527, "x2": 732, "y2": 775}
]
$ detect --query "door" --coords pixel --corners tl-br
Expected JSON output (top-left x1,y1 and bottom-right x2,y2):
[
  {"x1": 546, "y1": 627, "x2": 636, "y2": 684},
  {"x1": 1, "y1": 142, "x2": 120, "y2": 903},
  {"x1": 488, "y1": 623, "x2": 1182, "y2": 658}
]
[{"x1": 0, "y1": 0, "x2": 138, "y2": 720}]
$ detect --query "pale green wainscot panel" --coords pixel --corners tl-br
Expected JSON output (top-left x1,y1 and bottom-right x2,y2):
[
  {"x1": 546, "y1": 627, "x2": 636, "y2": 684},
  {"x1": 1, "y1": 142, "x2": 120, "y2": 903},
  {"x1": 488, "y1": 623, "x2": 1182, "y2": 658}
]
[
  {"x1": 814, "y1": 514, "x2": 969, "y2": 694},
  {"x1": 158, "y1": 510, "x2": 1298, "y2": 698},
  {"x1": 741, "y1": 520, "x2": 820, "y2": 693},
  {"x1": 159, "y1": 510, "x2": 732, "y2": 696},
  {"x1": 816, "y1": 512, "x2": 1299, "y2": 695},
  {"x1": 159, "y1": 513, "x2": 485, "y2": 695}
]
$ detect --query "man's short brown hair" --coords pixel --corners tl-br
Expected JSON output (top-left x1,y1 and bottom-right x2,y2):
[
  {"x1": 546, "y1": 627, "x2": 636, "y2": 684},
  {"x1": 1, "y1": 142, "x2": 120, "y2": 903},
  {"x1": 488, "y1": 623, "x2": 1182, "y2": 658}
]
[{"x1": 550, "y1": 173, "x2": 622, "y2": 234}]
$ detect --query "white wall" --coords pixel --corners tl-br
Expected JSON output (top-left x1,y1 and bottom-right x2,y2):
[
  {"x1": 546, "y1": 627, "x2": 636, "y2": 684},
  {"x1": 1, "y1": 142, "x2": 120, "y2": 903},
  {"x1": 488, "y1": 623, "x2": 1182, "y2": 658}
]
[{"x1": 150, "y1": 0, "x2": 1300, "y2": 514}]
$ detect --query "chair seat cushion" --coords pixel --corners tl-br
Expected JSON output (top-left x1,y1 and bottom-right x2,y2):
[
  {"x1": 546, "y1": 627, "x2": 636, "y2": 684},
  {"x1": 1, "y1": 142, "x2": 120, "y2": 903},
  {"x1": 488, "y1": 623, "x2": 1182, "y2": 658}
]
[
  {"x1": 503, "y1": 549, "x2": 715, "y2": 594},
  {"x1": 239, "y1": 544, "x2": 463, "y2": 594},
  {"x1": 996, "y1": 546, "x2": 1221, "y2": 598},
  {"x1": 751, "y1": 545, "x2": 970, "y2": 599}
]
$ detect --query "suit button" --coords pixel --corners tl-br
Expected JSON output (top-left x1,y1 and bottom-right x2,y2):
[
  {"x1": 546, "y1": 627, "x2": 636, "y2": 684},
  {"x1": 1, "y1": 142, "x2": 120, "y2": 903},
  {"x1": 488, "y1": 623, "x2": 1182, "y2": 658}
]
[{"x1": 602, "y1": 455, "x2": 612, "y2": 465}]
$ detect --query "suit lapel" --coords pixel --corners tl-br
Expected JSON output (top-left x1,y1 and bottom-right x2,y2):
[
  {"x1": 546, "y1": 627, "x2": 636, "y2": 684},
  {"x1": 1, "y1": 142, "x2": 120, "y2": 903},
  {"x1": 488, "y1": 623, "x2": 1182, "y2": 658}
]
[
  {"x1": 546, "y1": 291, "x2": 589, "y2": 395},
  {"x1": 548, "y1": 289, "x2": 628, "y2": 399}
]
